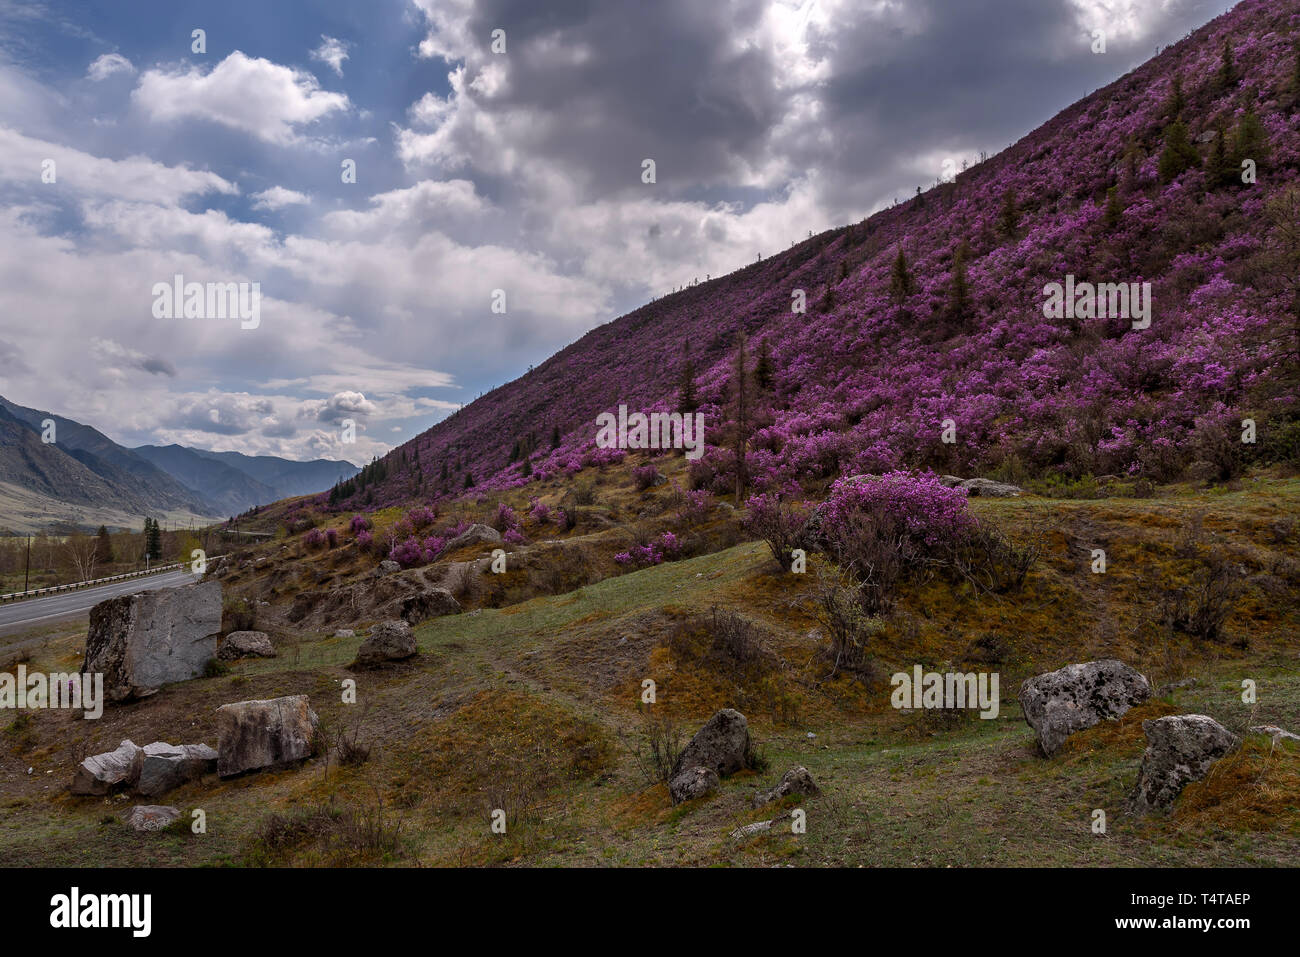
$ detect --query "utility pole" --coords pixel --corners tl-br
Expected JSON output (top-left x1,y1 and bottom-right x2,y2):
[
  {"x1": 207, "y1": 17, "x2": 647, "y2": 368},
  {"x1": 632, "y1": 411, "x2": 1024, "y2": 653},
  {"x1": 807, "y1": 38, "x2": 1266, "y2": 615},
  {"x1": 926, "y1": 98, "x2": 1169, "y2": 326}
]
[{"x1": 23, "y1": 534, "x2": 31, "y2": 593}]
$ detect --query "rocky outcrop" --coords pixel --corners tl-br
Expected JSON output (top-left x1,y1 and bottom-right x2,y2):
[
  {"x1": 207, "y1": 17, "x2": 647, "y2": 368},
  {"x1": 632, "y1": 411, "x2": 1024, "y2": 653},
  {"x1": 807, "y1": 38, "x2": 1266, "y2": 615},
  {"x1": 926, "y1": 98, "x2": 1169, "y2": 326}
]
[
  {"x1": 445, "y1": 523, "x2": 503, "y2": 551},
  {"x1": 1130, "y1": 714, "x2": 1240, "y2": 814},
  {"x1": 668, "y1": 709, "x2": 752, "y2": 803},
  {"x1": 399, "y1": 588, "x2": 461, "y2": 625},
  {"x1": 124, "y1": 805, "x2": 180, "y2": 832},
  {"x1": 137, "y1": 742, "x2": 218, "y2": 797},
  {"x1": 668, "y1": 766, "x2": 719, "y2": 803},
  {"x1": 352, "y1": 620, "x2": 417, "y2": 666},
  {"x1": 70, "y1": 739, "x2": 143, "y2": 795},
  {"x1": 218, "y1": 630, "x2": 276, "y2": 660},
  {"x1": 216, "y1": 695, "x2": 318, "y2": 778},
  {"x1": 940, "y1": 475, "x2": 1023, "y2": 497},
  {"x1": 752, "y1": 766, "x2": 819, "y2": 808},
  {"x1": 83, "y1": 580, "x2": 221, "y2": 701},
  {"x1": 1019, "y1": 659, "x2": 1151, "y2": 756},
  {"x1": 374, "y1": 560, "x2": 400, "y2": 577}
]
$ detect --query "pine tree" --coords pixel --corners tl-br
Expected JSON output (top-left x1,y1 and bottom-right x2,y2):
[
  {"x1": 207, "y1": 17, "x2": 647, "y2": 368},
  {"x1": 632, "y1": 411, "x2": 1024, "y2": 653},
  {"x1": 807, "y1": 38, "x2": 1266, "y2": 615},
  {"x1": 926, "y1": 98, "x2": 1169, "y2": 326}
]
[
  {"x1": 550, "y1": 425, "x2": 561, "y2": 449},
  {"x1": 1216, "y1": 38, "x2": 1238, "y2": 92},
  {"x1": 95, "y1": 525, "x2": 114, "y2": 564},
  {"x1": 463, "y1": 473, "x2": 474, "y2": 490},
  {"x1": 1166, "y1": 73, "x2": 1185, "y2": 119},
  {"x1": 947, "y1": 241, "x2": 971, "y2": 322},
  {"x1": 1121, "y1": 141, "x2": 1141, "y2": 193},
  {"x1": 1232, "y1": 103, "x2": 1269, "y2": 171},
  {"x1": 997, "y1": 188, "x2": 1019, "y2": 239},
  {"x1": 1158, "y1": 119, "x2": 1200, "y2": 183},
  {"x1": 1209, "y1": 129, "x2": 1232, "y2": 187},
  {"x1": 754, "y1": 338, "x2": 774, "y2": 391},
  {"x1": 731, "y1": 334, "x2": 751, "y2": 504},
  {"x1": 1102, "y1": 185, "x2": 1123, "y2": 231},
  {"x1": 889, "y1": 245, "x2": 914, "y2": 303},
  {"x1": 678, "y1": 357, "x2": 699, "y2": 413}
]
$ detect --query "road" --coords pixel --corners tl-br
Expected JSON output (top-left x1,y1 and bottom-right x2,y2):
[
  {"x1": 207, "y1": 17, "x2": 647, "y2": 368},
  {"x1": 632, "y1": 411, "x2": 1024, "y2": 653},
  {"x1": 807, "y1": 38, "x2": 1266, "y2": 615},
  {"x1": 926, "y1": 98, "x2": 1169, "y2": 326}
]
[{"x1": 0, "y1": 568, "x2": 197, "y2": 639}]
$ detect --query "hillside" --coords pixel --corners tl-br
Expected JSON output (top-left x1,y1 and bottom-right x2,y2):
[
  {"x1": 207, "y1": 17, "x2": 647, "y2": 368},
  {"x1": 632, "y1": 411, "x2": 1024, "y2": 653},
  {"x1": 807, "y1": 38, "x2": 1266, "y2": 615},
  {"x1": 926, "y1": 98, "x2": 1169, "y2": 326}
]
[{"x1": 333, "y1": 0, "x2": 1299, "y2": 510}]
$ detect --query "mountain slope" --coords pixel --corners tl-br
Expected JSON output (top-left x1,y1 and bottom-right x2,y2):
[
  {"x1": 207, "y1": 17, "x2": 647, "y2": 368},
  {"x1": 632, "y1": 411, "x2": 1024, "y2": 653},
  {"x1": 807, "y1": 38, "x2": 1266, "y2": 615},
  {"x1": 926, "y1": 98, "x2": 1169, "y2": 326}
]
[
  {"x1": 131, "y1": 445, "x2": 278, "y2": 517},
  {"x1": 337, "y1": 1, "x2": 1300, "y2": 510},
  {"x1": 188, "y1": 449, "x2": 359, "y2": 501}
]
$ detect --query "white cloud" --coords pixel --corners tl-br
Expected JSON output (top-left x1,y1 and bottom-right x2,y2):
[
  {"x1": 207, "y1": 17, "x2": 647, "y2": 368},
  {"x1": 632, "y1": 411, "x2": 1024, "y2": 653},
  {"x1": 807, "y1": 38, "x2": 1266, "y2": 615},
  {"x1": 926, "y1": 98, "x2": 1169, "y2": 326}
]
[
  {"x1": 132, "y1": 51, "x2": 350, "y2": 145},
  {"x1": 86, "y1": 53, "x2": 135, "y2": 82},
  {"x1": 310, "y1": 35, "x2": 351, "y2": 77},
  {"x1": 252, "y1": 185, "x2": 311, "y2": 210}
]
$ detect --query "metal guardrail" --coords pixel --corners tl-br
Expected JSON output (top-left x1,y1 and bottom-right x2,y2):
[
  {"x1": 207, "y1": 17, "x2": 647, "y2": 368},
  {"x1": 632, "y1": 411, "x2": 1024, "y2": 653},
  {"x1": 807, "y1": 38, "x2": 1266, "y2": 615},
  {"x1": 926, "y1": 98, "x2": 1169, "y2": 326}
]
[{"x1": 0, "y1": 563, "x2": 187, "y2": 604}]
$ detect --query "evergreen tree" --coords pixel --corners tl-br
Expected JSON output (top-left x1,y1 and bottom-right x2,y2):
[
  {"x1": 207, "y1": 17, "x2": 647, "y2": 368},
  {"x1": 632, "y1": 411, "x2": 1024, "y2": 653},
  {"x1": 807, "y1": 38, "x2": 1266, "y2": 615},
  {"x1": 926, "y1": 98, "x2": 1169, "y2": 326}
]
[
  {"x1": 1121, "y1": 141, "x2": 1141, "y2": 193},
  {"x1": 678, "y1": 357, "x2": 699, "y2": 413},
  {"x1": 1158, "y1": 119, "x2": 1200, "y2": 183},
  {"x1": 754, "y1": 338, "x2": 774, "y2": 391},
  {"x1": 731, "y1": 334, "x2": 752, "y2": 504},
  {"x1": 463, "y1": 472, "x2": 474, "y2": 490},
  {"x1": 95, "y1": 525, "x2": 114, "y2": 564},
  {"x1": 144, "y1": 518, "x2": 162, "y2": 561},
  {"x1": 1232, "y1": 103, "x2": 1269, "y2": 171},
  {"x1": 550, "y1": 425, "x2": 561, "y2": 449},
  {"x1": 947, "y1": 241, "x2": 971, "y2": 321},
  {"x1": 1102, "y1": 185, "x2": 1123, "y2": 231},
  {"x1": 889, "y1": 245, "x2": 914, "y2": 303},
  {"x1": 1209, "y1": 128, "x2": 1232, "y2": 187},
  {"x1": 997, "y1": 188, "x2": 1019, "y2": 239},
  {"x1": 1216, "y1": 38, "x2": 1238, "y2": 92},
  {"x1": 1166, "y1": 73, "x2": 1185, "y2": 119}
]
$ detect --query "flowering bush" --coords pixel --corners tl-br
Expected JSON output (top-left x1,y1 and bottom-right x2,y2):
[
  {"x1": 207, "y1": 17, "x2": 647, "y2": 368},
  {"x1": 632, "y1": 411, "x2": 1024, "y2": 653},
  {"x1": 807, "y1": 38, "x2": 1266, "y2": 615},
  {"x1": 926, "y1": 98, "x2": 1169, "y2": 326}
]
[
  {"x1": 492, "y1": 502, "x2": 518, "y2": 532},
  {"x1": 349, "y1": 514, "x2": 372, "y2": 535},
  {"x1": 325, "y1": 528, "x2": 339, "y2": 548},
  {"x1": 744, "y1": 493, "x2": 812, "y2": 570},
  {"x1": 302, "y1": 528, "x2": 327, "y2": 550},
  {"x1": 529, "y1": 497, "x2": 551, "y2": 524},
  {"x1": 821, "y1": 472, "x2": 976, "y2": 550},
  {"x1": 407, "y1": 505, "x2": 437, "y2": 530},
  {"x1": 356, "y1": 529, "x2": 374, "y2": 552},
  {"x1": 632, "y1": 464, "x2": 660, "y2": 491},
  {"x1": 503, "y1": 528, "x2": 527, "y2": 545},
  {"x1": 615, "y1": 531, "x2": 684, "y2": 567},
  {"x1": 390, "y1": 535, "x2": 446, "y2": 569}
]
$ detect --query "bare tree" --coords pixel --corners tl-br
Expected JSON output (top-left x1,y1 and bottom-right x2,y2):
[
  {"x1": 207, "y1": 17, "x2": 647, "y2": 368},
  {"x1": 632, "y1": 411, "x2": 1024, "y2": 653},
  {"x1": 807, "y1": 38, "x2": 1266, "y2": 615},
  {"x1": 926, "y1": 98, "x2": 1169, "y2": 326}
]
[{"x1": 63, "y1": 534, "x2": 98, "y2": 583}]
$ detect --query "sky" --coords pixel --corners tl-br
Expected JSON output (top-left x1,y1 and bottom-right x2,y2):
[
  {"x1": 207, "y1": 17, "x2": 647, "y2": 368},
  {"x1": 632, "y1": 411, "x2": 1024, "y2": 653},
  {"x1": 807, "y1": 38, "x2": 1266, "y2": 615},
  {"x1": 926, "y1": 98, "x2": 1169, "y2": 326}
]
[{"x1": 0, "y1": 0, "x2": 1237, "y2": 466}]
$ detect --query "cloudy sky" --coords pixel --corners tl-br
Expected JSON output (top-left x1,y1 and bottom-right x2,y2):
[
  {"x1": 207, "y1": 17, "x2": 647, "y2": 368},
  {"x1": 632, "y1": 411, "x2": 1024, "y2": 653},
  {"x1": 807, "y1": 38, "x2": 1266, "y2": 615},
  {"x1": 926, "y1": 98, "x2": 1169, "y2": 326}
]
[{"x1": 0, "y1": 0, "x2": 1235, "y2": 465}]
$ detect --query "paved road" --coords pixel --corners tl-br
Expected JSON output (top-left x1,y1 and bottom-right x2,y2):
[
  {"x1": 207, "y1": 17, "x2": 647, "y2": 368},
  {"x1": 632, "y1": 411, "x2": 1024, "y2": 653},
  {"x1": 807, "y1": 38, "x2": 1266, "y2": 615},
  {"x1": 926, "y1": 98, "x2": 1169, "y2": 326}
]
[{"x1": 0, "y1": 569, "x2": 197, "y2": 639}]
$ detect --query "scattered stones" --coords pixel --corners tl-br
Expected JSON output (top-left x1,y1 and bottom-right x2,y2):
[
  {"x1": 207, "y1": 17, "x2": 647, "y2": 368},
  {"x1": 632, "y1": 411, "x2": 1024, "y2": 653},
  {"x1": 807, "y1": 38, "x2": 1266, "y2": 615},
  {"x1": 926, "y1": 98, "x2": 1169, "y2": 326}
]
[
  {"x1": 374, "y1": 560, "x2": 400, "y2": 577},
  {"x1": 730, "y1": 818, "x2": 774, "y2": 841},
  {"x1": 70, "y1": 739, "x2": 143, "y2": 796},
  {"x1": 83, "y1": 580, "x2": 222, "y2": 702},
  {"x1": 955, "y1": 477, "x2": 1022, "y2": 497},
  {"x1": 1130, "y1": 714, "x2": 1240, "y2": 814},
  {"x1": 1019, "y1": 659, "x2": 1151, "y2": 756},
  {"x1": 445, "y1": 523, "x2": 503, "y2": 550},
  {"x1": 668, "y1": 766, "x2": 720, "y2": 803},
  {"x1": 124, "y1": 805, "x2": 180, "y2": 832},
  {"x1": 352, "y1": 619, "x2": 417, "y2": 666},
  {"x1": 137, "y1": 742, "x2": 218, "y2": 797},
  {"x1": 1156, "y1": 677, "x2": 1198, "y2": 695},
  {"x1": 399, "y1": 588, "x2": 461, "y2": 625},
  {"x1": 218, "y1": 630, "x2": 276, "y2": 660},
  {"x1": 752, "y1": 766, "x2": 819, "y2": 808},
  {"x1": 1249, "y1": 724, "x2": 1300, "y2": 744},
  {"x1": 216, "y1": 695, "x2": 318, "y2": 778},
  {"x1": 668, "y1": 709, "x2": 751, "y2": 804},
  {"x1": 334, "y1": 629, "x2": 355, "y2": 638}
]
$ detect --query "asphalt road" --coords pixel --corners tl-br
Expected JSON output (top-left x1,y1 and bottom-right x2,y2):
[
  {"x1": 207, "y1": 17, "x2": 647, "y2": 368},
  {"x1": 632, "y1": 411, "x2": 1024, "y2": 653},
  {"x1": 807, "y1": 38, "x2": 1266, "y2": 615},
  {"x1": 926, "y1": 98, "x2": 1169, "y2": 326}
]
[{"x1": 0, "y1": 568, "x2": 197, "y2": 639}]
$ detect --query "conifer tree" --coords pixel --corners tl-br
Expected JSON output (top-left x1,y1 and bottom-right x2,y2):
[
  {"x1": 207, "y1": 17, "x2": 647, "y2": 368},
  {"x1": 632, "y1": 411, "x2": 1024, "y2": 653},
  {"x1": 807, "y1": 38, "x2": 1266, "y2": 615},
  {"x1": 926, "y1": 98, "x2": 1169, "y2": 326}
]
[
  {"x1": 731, "y1": 334, "x2": 752, "y2": 504},
  {"x1": 678, "y1": 356, "x2": 699, "y2": 413},
  {"x1": 947, "y1": 241, "x2": 971, "y2": 322},
  {"x1": 754, "y1": 338, "x2": 774, "y2": 391},
  {"x1": 1158, "y1": 118, "x2": 1200, "y2": 182},
  {"x1": 1216, "y1": 39, "x2": 1238, "y2": 93},
  {"x1": 997, "y1": 188, "x2": 1019, "y2": 239},
  {"x1": 1102, "y1": 185, "x2": 1123, "y2": 231},
  {"x1": 889, "y1": 245, "x2": 914, "y2": 303}
]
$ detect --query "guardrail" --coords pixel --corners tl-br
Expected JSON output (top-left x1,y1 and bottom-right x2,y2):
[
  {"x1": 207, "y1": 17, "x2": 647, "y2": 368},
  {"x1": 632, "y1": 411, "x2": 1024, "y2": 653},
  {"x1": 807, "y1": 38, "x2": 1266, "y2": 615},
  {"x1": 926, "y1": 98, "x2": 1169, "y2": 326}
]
[{"x1": 0, "y1": 563, "x2": 188, "y2": 604}]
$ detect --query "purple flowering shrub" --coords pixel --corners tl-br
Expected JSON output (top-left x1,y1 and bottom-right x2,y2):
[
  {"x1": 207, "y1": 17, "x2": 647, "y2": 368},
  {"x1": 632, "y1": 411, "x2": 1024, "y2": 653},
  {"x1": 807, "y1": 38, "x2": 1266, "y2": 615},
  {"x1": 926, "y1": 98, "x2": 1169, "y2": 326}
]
[
  {"x1": 631, "y1": 464, "x2": 660, "y2": 491},
  {"x1": 355, "y1": 529, "x2": 375, "y2": 553},
  {"x1": 529, "y1": 497, "x2": 551, "y2": 524},
  {"x1": 349, "y1": 514, "x2": 373, "y2": 535},
  {"x1": 615, "y1": 531, "x2": 683, "y2": 567},
  {"x1": 390, "y1": 535, "x2": 447, "y2": 569},
  {"x1": 744, "y1": 493, "x2": 812, "y2": 571},
  {"x1": 302, "y1": 528, "x2": 327, "y2": 551}
]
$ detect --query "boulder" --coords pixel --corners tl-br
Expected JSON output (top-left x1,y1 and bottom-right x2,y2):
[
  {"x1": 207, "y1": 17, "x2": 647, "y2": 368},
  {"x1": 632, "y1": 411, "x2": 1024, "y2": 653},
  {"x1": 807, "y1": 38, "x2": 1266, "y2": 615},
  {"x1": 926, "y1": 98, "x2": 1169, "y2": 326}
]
[
  {"x1": 216, "y1": 695, "x2": 318, "y2": 778},
  {"x1": 400, "y1": 588, "x2": 461, "y2": 625},
  {"x1": 84, "y1": 580, "x2": 221, "y2": 701},
  {"x1": 136, "y1": 742, "x2": 218, "y2": 797},
  {"x1": 334, "y1": 629, "x2": 356, "y2": 638},
  {"x1": 218, "y1": 630, "x2": 276, "y2": 660},
  {"x1": 124, "y1": 805, "x2": 180, "y2": 832},
  {"x1": 70, "y1": 739, "x2": 143, "y2": 795},
  {"x1": 445, "y1": 523, "x2": 503, "y2": 550},
  {"x1": 374, "y1": 560, "x2": 401, "y2": 577},
  {"x1": 752, "y1": 766, "x2": 819, "y2": 808},
  {"x1": 956, "y1": 477, "x2": 1023, "y2": 497},
  {"x1": 352, "y1": 619, "x2": 417, "y2": 666},
  {"x1": 1130, "y1": 714, "x2": 1239, "y2": 814},
  {"x1": 668, "y1": 766, "x2": 720, "y2": 803},
  {"x1": 1019, "y1": 659, "x2": 1151, "y2": 756},
  {"x1": 670, "y1": 708, "x2": 751, "y2": 784}
]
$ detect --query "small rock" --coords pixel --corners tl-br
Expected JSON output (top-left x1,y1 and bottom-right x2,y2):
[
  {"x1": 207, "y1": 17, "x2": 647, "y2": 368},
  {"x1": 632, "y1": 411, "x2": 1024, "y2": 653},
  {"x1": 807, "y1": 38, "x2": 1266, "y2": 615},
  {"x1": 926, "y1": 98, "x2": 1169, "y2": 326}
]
[
  {"x1": 124, "y1": 805, "x2": 180, "y2": 832},
  {"x1": 334, "y1": 629, "x2": 355, "y2": 638},
  {"x1": 956, "y1": 477, "x2": 1022, "y2": 497},
  {"x1": 1248, "y1": 724, "x2": 1300, "y2": 744},
  {"x1": 374, "y1": 560, "x2": 400, "y2": 577},
  {"x1": 730, "y1": 818, "x2": 775, "y2": 841},
  {"x1": 445, "y1": 524, "x2": 503, "y2": 550},
  {"x1": 137, "y1": 742, "x2": 218, "y2": 797},
  {"x1": 668, "y1": 766, "x2": 720, "y2": 803},
  {"x1": 352, "y1": 619, "x2": 417, "y2": 666},
  {"x1": 1130, "y1": 714, "x2": 1239, "y2": 814},
  {"x1": 400, "y1": 588, "x2": 461, "y2": 625},
  {"x1": 752, "y1": 766, "x2": 819, "y2": 808},
  {"x1": 218, "y1": 630, "x2": 276, "y2": 660}
]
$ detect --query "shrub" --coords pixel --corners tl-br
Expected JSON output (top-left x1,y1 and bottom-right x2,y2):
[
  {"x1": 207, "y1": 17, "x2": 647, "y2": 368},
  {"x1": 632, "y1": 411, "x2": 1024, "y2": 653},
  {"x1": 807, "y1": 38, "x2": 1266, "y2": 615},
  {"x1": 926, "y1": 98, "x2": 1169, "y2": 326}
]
[
  {"x1": 528, "y1": 498, "x2": 551, "y2": 524},
  {"x1": 390, "y1": 535, "x2": 446, "y2": 569},
  {"x1": 349, "y1": 514, "x2": 373, "y2": 535},
  {"x1": 325, "y1": 528, "x2": 339, "y2": 548},
  {"x1": 491, "y1": 502, "x2": 517, "y2": 532},
  {"x1": 355, "y1": 529, "x2": 375, "y2": 553},
  {"x1": 406, "y1": 505, "x2": 437, "y2": 531},
  {"x1": 744, "y1": 493, "x2": 811, "y2": 571},
  {"x1": 632, "y1": 465, "x2": 660, "y2": 491}
]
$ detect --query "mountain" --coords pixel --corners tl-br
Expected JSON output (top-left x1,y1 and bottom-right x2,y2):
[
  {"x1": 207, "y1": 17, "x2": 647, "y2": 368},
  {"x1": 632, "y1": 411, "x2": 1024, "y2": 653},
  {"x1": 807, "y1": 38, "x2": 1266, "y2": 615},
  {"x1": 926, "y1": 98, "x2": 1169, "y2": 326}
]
[
  {"x1": 331, "y1": 0, "x2": 1300, "y2": 510},
  {"x1": 133, "y1": 445, "x2": 359, "y2": 516}
]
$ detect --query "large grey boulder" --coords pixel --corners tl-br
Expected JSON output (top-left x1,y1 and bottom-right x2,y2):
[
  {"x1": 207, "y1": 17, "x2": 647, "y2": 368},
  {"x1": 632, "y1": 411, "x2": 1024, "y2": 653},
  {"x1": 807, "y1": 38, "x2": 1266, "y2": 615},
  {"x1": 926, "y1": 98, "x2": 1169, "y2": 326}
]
[
  {"x1": 374, "y1": 560, "x2": 400, "y2": 577},
  {"x1": 218, "y1": 630, "x2": 276, "y2": 660},
  {"x1": 1019, "y1": 659, "x2": 1151, "y2": 756},
  {"x1": 400, "y1": 588, "x2": 461, "y2": 625},
  {"x1": 668, "y1": 709, "x2": 752, "y2": 803},
  {"x1": 352, "y1": 619, "x2": 417, "y2": 666},
  {"x1": 445, "y1": 523, "x2": 503, "y2": 550},
  {"x1": 70, "y1": 739, "x2": 143, "y2": 795},
  {"x1": 956, "y1": 477, "x2": 1022, "y2": 497},
  {"x1": 124, "y1": 805, "x2": 180, "y2": 832},
  {"x1": 752, "y1": 766, "x2": 819, "y2": 808},
  {"x1": 216, "y1": 695, "x2": 318, "y2": 778},
  {"x1": 137, "y1": 742, "x2": 218, "y2": 797},
  {"x1": 1130, "y1": 714, "x2": 1240, "y2": 814},
  {"x1": 83, "y1": 579, "x2": 221, "y2": 701}
]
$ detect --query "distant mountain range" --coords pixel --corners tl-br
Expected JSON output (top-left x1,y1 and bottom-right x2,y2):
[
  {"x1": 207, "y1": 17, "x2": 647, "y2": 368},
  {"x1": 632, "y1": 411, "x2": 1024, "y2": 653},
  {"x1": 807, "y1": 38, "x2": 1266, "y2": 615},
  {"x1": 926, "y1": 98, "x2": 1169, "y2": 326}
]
[{"x1": 0, "y1": 395, "x2": 359, "y2": 533}]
